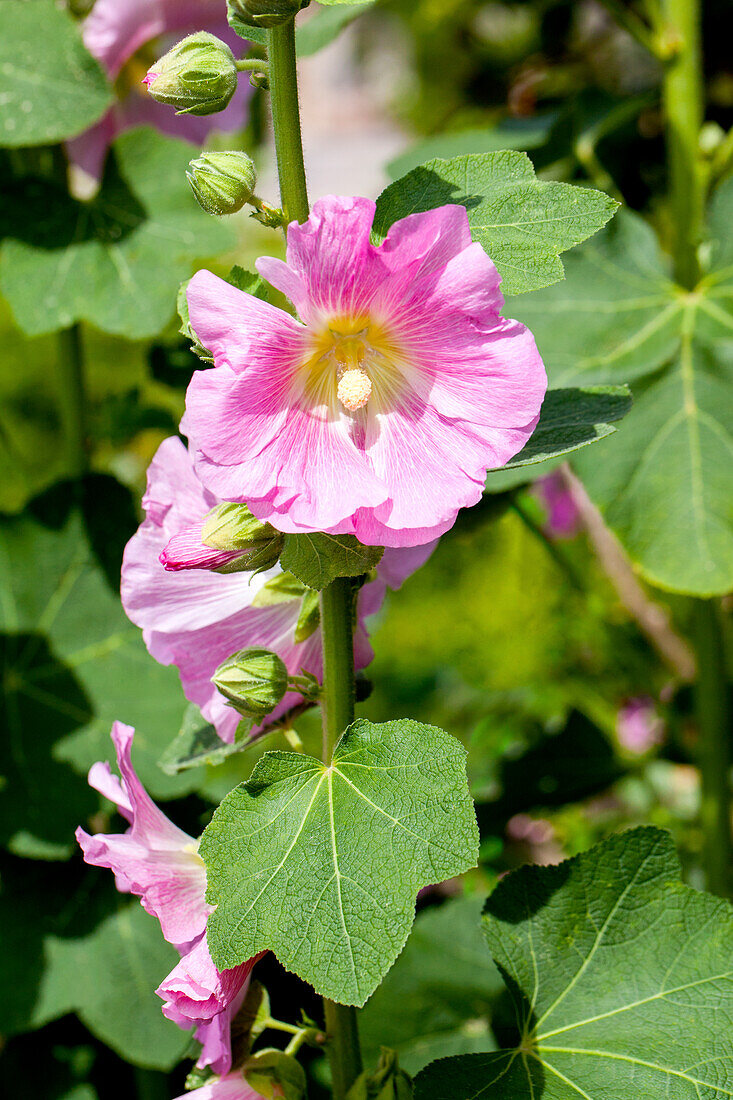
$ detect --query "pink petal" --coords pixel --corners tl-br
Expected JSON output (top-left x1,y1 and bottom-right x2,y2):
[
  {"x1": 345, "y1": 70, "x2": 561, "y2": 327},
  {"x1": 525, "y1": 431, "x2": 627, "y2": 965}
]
[
  {"x1": 158, "y1": 934, "x2": 261, "y2": 1023},
  {"x1": 174, "y1": 1071, "x2": 262, "y2": 1100}
]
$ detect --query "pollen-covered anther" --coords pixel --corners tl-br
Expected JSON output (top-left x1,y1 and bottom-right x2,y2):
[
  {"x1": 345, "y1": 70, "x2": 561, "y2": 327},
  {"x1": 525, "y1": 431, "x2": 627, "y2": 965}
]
[{"x1": 337, "y1": 366, "x2": 372, "y2": 411}]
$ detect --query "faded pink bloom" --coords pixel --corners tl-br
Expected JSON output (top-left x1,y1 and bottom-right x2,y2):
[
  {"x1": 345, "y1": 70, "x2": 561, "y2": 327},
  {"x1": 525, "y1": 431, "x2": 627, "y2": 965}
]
[
  {"x1": 616, "y1": 697, "x2": 664, "y2": 754},
  {"x1": 534, "y1": 471, "x2": 581, "y2": 539},
  {"x1": 68, "y1": 0, "x2": 253, "y2": 178},
  {"x1": 76, "y1": 720, "x2": 209, "y2": 947},
  {"x1": 77, "y1": 722, "x2": 257, "y2": 1075},
  {"x1": 122, "y1": 436, "x2": 436, "y2": 743},
  {"x1": 184, "y1": 197, "x2": 547, "y2": 548},
  {"x1": 175, "y1": 1073, "x2": 264, "y2": 1100}
]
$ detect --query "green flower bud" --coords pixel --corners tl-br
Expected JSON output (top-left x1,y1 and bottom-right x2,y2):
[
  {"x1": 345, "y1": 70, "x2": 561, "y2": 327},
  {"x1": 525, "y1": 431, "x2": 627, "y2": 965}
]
[
  {"x1": 229, "y1": 0, "x2": 311, "y2": 29},
  {"x1": 244, "y1": 1049, "x2": 307, "y2": 1100},
  {"x1": 201, "y1": 502, "x2": 283, "y2": 574},
  {"x1": 144, "y1": 32, "x2": 238, "y2": 116},
  {"x1": 346, "y1": 1049, "x2": 414, "y2": 1100},
  {"x1": 212, "y1": 648, "x2": 288, "y2": 719},
  {"x1": 203, "y1": 501, "x2": 276, "y2": 550},
  {"x1": 187, "y1": 151, "x2": 257, "y2": 216}
]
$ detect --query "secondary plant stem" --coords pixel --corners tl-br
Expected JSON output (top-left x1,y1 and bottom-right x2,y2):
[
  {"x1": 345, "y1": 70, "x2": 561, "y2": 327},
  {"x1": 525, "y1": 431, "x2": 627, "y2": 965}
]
[
  {"x1": 266, "y1": 20, "x2": 309, "y2": 224},
  {"x1": 265, "y1": 17, "x2": 361, "y2": 1091},
  {"x1": 56, "y1": 323, "x2": 87, "y2": 480},
  {"x1": 692, "y1": 599, "x2": 731, "y2": 897},
  {"x1": 320, "y1": 577, "x2": 363, "y2": 1096},
  {"x1": 661, "y1": 0, "x2": 732, "y2": 895}
]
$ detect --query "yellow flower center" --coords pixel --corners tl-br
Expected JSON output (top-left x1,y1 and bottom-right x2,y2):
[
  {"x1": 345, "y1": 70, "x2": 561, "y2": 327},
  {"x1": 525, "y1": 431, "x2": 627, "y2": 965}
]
[{"x1": 300, "y1": 318, "x2": 408, "y2": 415}]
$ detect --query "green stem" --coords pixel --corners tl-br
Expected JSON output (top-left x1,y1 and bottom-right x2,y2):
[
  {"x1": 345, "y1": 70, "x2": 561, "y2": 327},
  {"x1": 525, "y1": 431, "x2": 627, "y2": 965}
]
[
  {"x1": 56, "y1": 323, "x2": 87, "y2": 480},
  {"x1": 660, "y1": 0, "x2": 730, "y2": 895},
  {"x1": 661, "y1": 0, "x2": 705, "y2": 287},
  {"x1": 692, "y1": 599, "x2": 731, "y2": 897},
  {"x1": 236, "y1": 57, "x2": 269, "y2": 75},
  {"x1": 320, "y1": 578, "x2": 363, "y2": 1097},
  {"x1": 266, "y1": 20, "x2": 309, "y2": 224},
  {"x1": 264, "y1": 19, "x2": 360, "y2": 1091}
]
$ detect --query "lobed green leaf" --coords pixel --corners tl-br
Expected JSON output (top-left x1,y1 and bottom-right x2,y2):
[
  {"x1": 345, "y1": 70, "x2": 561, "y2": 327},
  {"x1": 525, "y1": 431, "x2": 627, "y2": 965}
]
[
  {"x1": 415, "y1": 827, "x2": 733, "y2": 1099},
  {"x1": 511, "y1": 195, "x2": 733, "y2": 595},
  {"x1": 200, "y1": 718, "x2": 479, "y2": 1006},
  {"x1": 0, "y1": 127, "x2": 233, "y2": 338},
  {"x1": 0, "y1": 0, "x2": 112, "y2": 146},
  {"x1": 373, "y1": 151, "x2": 618, "y2": 295}
]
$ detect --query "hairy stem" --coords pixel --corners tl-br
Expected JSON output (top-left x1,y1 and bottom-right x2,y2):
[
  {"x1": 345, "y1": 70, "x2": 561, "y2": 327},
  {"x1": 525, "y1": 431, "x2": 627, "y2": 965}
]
[
  {"x1": 56, "y1": 323, "x2": 87, "y2": 480},
  {"x1": 692, "y1": 599, "x2": 731, "y2": 897},
  {"x1": 662, "y1": 0, "x2": 705, "y2": 287},
  {"x1": 266, "y1": 19, "x2": 309, "y2": 224},
  {"x1": 320, "y1": 577, "x2": 363, "y2": 1096},
  {"x1": 265, "y1": 16, "x2": 361, "y2": 1090}
]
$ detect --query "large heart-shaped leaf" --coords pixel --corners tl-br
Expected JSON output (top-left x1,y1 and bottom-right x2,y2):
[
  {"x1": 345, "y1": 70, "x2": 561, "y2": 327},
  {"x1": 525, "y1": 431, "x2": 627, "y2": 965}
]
[
  {"x1": 373, "y1": 151, "x2": 617, "y2": 295},
  {"x1": 0, "y1": 480, "x2": 194, "y2": 860},
  {"x1": 510, "y1": 191, "x2": 733, "y2": 595},
  {"x1": 0, "y1": 127, "x2": 233, "y2": 338},
  {"x1": 201, "y1": 718, "x2": 479, "y2": 1006},
  {"x1": 0, "y1": 0, "x2": 112, "y2": 147},
  {"x1": 415, "y1": 827, "x2": 733, "y2": 1099}
]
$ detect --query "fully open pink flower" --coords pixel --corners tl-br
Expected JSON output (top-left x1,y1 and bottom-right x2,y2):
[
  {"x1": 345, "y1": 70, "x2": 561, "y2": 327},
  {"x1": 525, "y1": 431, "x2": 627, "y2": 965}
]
[
  {"x1": 77, "y1": 722, "x2": 257, "y2": 1075},
  {"x1": 184, "y1": 197, "x2": 547, "y2": 548},
  {"x1": 122, "y1": 436, "x2": 435, "y2": 743},
  {"x1": 68, "y1": 0, "x2": 253, "y2": 178}
]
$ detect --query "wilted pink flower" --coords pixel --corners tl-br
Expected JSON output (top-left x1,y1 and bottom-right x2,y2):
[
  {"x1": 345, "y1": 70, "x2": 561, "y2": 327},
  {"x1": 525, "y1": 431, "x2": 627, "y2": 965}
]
[
  {"x1": 534, "y1": 471, "x2": 582, "y2": 539},
  {"x1": 122, "y1": 436, "x2": 436, "y2": 743},
  {"x1": 184, "y1": 197, "x2": 546, "y2": 548},
  {"x1": 617, "y1": 697, "x2": 664, "y2": 754},
  {"x1": 68, "y1": 0, "x2": 253, "y2": 178},
  {"x1": 175, "y1": 1073, "x2": 264, "y2": 1100},
  {"x1": 77, "y1": 722, "x2": 257, "y2": 1075}
]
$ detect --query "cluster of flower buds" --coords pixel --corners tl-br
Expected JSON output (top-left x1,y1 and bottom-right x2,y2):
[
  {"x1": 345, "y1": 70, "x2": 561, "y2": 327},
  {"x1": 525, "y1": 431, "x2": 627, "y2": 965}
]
[
  {"x1": 144, "y1": 32, "x2": 239, "y2": 116},
  {"x1": 187, "y1": 151, "x2": 258, "y2": 216},
  {"x1": 229, "y1": 0, "x2": 311, "y2": 29}
]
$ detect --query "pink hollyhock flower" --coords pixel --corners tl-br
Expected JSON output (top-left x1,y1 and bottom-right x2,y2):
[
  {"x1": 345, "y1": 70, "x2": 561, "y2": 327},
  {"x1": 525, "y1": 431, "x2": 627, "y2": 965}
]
[
  {"x1": 76, "y1": 720, "x2": 210, "y2": 947},
  {"x1": 77, "y1": 721, "x2": 257, "y2": 1075},
  {"x1": 616, "y1": 697, "x2": 664, "y2": 754},
  {"x1": 175, "y1": 1073, "x2": 264, "y2": 1100},
  {"x1": 534, "y1": 471, "x2": 582, "y2": 539},
  {"x1": 122, "y1": 436, "x2": 436, "y2": 743},
  {"x1": 68, "y1": 0, "x2": 253, "y2": 178},
  {"x1": 183, "y1": 197, "x2": 547, "y2": 548}
]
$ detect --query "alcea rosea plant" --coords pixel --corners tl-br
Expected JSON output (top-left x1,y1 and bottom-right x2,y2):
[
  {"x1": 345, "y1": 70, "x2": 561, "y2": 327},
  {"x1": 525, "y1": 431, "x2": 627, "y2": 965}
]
[{"x1": 64, "y1": 1, "x2": 732, "y2": 1098}]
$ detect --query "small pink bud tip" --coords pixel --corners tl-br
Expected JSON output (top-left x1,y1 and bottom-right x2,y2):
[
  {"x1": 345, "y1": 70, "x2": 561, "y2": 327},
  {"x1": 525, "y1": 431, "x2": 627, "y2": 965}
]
[{"x1": 142, "y1": 71, "x2": 158, "y2": 88}]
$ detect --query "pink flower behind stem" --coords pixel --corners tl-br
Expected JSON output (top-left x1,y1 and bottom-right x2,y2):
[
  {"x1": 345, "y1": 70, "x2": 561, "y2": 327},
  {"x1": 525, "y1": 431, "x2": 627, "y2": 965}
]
[
  {"x1": 77, "y1": 722, "x2": 256, "y2": 1075},
  {"x1": 121, "y1": 436, "x2": 436, "y2": 743},
  {"x1": 534, "y1": 471, "x2": 582, "y2": 540},
  {"x1": 616, "y1": 697, "x2": 665, "y2": 754},
  {"x1": 184, "y1": 196, "x2": 547, "y2": 548},
  {"x1": 69, "y1": 0, "x2": 253, "y2": 178}
]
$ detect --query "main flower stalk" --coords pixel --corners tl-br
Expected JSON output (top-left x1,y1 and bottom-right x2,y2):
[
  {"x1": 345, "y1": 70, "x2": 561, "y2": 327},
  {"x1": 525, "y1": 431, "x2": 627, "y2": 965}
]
[{"x1": 265, "y1": 15, "x2": 362, "y2": 1091}]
